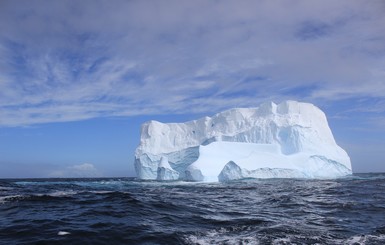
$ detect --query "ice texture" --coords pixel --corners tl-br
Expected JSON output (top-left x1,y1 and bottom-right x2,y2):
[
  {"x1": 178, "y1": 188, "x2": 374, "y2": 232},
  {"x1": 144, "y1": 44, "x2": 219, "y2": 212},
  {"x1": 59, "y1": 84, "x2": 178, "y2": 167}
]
[
  {"x1": 134, "y1": 101, "x2": 352, "y2": 182},
  {"x1": 156, "y1": 156, "x2": 179, "y2": 181}
]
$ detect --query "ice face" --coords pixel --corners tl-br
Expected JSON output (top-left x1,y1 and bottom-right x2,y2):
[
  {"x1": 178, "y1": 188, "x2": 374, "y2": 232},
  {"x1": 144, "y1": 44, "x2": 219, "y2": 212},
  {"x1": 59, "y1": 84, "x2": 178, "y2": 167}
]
[
  {"x1": 156, "y1": 157, "x2": 179, "y2": 181},
  {"x1": 134, "y1": 100, "x2": 352, "y2": 182}
]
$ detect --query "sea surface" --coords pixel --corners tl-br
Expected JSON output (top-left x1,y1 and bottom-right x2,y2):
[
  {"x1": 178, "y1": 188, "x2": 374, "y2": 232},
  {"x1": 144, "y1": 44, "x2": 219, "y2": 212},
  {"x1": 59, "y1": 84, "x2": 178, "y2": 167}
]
[{"x1": 1, "y1": 174, "x2": 385, "y2": 244}]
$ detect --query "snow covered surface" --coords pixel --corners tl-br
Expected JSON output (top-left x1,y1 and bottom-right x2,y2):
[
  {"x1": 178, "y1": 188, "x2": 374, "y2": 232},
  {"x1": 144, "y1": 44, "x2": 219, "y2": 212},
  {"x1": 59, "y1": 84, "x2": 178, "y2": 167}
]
[{"x1": 134, "y1": 101, "x2": 352, "y2": 182}]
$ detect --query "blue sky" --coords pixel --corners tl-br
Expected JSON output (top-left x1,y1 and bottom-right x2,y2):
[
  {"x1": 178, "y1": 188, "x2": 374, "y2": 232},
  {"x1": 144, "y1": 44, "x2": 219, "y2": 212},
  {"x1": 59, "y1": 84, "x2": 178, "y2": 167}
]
[{"x1": 1, "y1": 0, "x2": 385, "y2": 178}]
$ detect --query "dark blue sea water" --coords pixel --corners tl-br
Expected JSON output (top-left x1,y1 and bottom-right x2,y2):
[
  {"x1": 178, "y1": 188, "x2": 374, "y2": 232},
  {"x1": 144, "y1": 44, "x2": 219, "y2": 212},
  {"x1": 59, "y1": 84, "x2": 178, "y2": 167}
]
[{"x1": 1, "y1": 174, "x2": 385, "y2": 244}]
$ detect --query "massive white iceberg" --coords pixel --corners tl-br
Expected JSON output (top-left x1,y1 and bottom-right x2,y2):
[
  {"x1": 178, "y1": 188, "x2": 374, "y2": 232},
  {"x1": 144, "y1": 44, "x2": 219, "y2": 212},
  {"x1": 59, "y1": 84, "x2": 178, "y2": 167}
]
[{"x1": 134, "y1": 101, "x2": 352, "y2": 182}]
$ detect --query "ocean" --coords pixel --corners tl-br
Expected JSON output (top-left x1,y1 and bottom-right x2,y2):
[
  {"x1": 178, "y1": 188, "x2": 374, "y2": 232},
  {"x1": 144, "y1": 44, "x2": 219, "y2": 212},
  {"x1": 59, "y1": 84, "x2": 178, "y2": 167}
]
[{"x1": 1, "y1": 174, "x2": 385, "y2": 244}]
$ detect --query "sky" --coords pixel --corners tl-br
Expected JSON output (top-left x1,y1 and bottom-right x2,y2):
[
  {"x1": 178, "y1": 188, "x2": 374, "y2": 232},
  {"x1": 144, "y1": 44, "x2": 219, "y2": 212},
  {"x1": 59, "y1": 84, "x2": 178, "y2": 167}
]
[{"x1": 0, "y1": 0, "x2": 385, "y2": 178}]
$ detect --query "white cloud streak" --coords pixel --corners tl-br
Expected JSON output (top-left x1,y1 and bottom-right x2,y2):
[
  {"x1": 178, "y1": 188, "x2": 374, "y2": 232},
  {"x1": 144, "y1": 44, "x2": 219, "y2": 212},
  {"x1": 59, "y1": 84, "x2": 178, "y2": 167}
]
[{"x1": 0, "y1": 0, "x2": 385, "y2": 126}]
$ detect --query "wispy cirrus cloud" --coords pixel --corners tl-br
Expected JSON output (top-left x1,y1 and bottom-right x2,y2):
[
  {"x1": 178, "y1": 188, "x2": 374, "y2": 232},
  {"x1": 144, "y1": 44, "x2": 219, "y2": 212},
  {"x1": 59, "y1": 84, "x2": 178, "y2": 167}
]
[{"x1": 1, "y1": 0, "x2": 385, "y2": 126}]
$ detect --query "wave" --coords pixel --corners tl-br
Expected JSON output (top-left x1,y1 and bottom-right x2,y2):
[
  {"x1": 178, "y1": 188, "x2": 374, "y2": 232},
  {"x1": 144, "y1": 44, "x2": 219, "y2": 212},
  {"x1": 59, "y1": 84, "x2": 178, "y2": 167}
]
[
  {"x1": 1, "y1": 175, "x2": 385, "y2": 244},
  {"x1": 0, "y1": 191, "x2": 78, "y2": 204},
  {"x1": 183, "y1": 228, "x2": 385, "y2": 245},
  {"x1": 0, "y1": 195, "x2": 23, "y2": 204}
]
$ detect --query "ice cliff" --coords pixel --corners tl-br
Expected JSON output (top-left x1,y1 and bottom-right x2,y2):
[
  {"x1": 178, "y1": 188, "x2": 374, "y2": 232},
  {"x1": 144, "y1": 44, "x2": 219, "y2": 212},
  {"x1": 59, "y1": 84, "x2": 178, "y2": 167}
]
[{"x1": 134, "y1": 101, "x2": 352, "y2": 182}]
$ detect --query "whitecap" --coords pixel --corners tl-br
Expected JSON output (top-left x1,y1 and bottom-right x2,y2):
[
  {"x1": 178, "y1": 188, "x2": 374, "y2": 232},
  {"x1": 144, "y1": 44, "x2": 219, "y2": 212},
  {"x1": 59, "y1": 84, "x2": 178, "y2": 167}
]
[
  {"x1": 343, "y1": 234, "x2": 385, "y2": 245},
  {"x1": 48, "y1": 190, "x2": 78, "y2": 197},
  {"x1": 183, "y1": 228, "x2": 259, "y2": 245},
  {"x1": 89, "y1": 190, "x2": 115, "y2": 194},
  {"x1": 0, "y1": 195, "x2": 23, "y2": 204},
  {"x1": 58, "y1": 231, "x2": 71, "y2": 236}
]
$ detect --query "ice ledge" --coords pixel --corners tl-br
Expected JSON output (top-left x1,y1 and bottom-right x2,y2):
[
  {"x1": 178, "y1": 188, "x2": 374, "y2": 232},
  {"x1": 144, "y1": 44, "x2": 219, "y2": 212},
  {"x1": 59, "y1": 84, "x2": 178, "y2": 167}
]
[{"x1": 218, "y1": 159, "x2": 352, "y2": 182}]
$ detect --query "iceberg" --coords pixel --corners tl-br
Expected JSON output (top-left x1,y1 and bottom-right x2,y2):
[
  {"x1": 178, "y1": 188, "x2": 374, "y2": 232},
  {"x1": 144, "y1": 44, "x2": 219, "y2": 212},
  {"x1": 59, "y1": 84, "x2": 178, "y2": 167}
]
[{"x1": 134, "y1": 101, "x2": 352, "y2": 182}]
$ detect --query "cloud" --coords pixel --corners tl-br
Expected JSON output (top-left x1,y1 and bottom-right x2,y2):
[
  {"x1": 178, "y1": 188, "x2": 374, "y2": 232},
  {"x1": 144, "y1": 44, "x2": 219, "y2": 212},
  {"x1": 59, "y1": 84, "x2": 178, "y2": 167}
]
[
  {"x1": 49, "y1": 163, "x2": 102, "y2": 178},
  {"x1": 1, "y1": 0, "x2": 385, "y2": 126}
]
